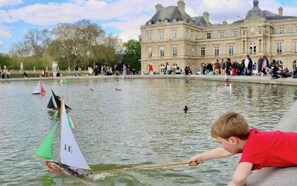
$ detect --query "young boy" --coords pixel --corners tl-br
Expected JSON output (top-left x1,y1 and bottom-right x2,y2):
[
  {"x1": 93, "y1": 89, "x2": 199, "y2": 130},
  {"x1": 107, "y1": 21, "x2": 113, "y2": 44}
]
[{"x1": 188, "y1": 112, "x2": 297, "y2": 186}]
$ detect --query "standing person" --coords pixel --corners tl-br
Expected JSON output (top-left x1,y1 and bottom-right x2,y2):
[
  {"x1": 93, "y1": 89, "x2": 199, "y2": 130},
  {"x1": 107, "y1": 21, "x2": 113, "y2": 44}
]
[
  {"x1": 257, "y1": 56, "x2": 263, "y2": 75},
  {"x1": 214, "y1": 59, "x2": 220, "y2": 75},
  {"x1": 165, "y1": 63, "x2": 169, "y2": 75},
  {"x1": 149, "y1": 64, "x2": 153, "y2": 75},
  {"x1": 244, "y1": 55, "x2": 253, "y2": 76},
  {"x1": 225, "y1": 58, "x2": 231, "y2": 75},
  {"x1": 220, "y1": 59, "x2": 226, "y2": 75},
  {"x1": 261, "y1": 56, "x2": 268, "y2": 76},
  {"x1": 188, "y1": 112, "x2": 297, "y2": 186},
  {"x1": 122, "y1": 64, "x2": 127, "y2": 79},
  {"x1": 244, "y1": 55, "x2": 250, "y2": 75}
]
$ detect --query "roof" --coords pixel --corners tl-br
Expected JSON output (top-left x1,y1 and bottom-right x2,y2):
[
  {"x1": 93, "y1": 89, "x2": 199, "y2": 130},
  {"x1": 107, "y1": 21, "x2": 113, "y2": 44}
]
[
  {"x1": 233, "y1": 1, "x2": 296, "y2": 24},
  {"x1": 146, "y1": 1, "x2": 297, "y2": 26},
  {"x1": 146, "y1": 6, "x2": 210, "y2": 26}
]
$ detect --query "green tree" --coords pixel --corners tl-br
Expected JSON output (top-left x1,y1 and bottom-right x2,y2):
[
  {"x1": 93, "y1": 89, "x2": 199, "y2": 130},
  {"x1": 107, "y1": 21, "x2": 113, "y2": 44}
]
[
  {"x1": 122, "y1": 39, "x2": 141, "y2": 71},
  {"x1": 0, "y1": 54, "x2": 14, "y2": 69},
  {"x1": 8, "y1": 19, "x2": 122, "y2": 70}
]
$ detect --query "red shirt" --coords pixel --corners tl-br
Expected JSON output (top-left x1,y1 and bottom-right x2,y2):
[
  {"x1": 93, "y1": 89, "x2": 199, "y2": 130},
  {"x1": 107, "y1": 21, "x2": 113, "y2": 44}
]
[
  {"x1": 149, "y1": 65, "x2": 153, "y2": 71},
  {"x1": 240, "y1": 129, "x2": 297, "y2": 170}
]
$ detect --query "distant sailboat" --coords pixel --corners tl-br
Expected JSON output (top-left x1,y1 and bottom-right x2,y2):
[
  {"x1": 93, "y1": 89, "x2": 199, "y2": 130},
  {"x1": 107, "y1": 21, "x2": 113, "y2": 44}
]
[
  {"x1": 47, "y1": 89, "x2": 71, "y2": 110},
  {"x1": 35, "y1": 97, "x2": 90, "y2": 178},
  {"x1": 32, "y1": 81, "x2": 46, "y2": 95},
  {"x1": 60, "y1": 78, "x2": 68, "y2": 85}
]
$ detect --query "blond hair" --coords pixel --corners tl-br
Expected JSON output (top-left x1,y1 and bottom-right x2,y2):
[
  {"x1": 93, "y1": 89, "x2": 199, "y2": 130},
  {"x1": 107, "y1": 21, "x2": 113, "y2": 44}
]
[{"x1": 211, "y1": 112, "x2": 250, "y2": 140}]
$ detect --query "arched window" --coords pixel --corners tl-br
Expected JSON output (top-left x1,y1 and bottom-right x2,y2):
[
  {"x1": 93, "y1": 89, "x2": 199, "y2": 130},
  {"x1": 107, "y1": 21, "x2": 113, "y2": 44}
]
[{"x1": 293, "y1": 60, "x2": 297, "y2": 69}]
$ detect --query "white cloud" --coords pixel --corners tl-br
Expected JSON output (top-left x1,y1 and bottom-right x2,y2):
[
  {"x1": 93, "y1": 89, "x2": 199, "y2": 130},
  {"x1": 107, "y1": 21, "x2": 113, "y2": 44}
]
[
  {"x1": 5, "y1": 1, "x2": 109, "y2": 25},
  {"x1": 0, "y1": 0, "x2": 22, "y2": 7},
  {"x1": 1, "y1": 0, "x2": 297, "y2": 52}
]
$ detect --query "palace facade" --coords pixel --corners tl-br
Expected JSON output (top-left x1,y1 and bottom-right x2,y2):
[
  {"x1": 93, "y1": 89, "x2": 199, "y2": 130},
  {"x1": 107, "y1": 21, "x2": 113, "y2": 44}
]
[{"x1": 140, "y1": 0, "x2": 297, "y2": 74}]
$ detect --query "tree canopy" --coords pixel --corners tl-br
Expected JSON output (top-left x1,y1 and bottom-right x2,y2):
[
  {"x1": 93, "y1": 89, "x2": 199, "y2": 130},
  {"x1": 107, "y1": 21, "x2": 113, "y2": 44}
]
[{"x1": 9, "y1": 19, "x2": 124, "y2": 70}]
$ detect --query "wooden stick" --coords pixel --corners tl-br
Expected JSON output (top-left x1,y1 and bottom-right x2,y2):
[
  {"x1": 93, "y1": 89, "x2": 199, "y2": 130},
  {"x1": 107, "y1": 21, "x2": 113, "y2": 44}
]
[{"x1": 91, "y1": 160, "x2": 203, "y2": 174}]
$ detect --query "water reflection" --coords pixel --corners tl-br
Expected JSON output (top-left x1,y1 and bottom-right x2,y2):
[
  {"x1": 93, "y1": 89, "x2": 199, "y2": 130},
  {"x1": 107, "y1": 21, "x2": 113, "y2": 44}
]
[{"x1": 0, "y1": 79, "x2": 296, "y2": 186}]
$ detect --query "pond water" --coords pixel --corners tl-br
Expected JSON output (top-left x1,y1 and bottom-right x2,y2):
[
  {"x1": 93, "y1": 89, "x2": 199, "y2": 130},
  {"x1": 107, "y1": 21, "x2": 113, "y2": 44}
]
[{"x1": 0, "y1": 78, "x2": 296, "y2": 186}]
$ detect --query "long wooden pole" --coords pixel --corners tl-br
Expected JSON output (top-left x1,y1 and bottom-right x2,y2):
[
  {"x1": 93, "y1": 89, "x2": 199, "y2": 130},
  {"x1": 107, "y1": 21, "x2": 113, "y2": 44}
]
[{"x1": 91, "y1": 160, "x2": 203, "y2": 174}]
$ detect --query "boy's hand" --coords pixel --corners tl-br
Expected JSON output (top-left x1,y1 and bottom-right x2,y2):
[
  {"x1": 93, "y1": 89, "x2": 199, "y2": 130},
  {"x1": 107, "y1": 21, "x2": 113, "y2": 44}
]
[{"x1": 187, "y1": 159, "x2": 203, "y2": 166}]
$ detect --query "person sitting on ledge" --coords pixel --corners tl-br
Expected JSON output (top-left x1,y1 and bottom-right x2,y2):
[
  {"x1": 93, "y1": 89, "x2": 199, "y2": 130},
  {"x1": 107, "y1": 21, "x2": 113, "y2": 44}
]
[
  {"x1": 271, "y1": 64, "x2": 279, "y2": 79},
  {"x1": 188, "y1": 112, "x2": 297, "y2": 186}
]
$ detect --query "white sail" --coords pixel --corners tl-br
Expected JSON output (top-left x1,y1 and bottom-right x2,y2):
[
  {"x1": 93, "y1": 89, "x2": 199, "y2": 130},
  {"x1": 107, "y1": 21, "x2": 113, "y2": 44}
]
[
  {"x1": 60, "y1": 98, "x2": 90, "y2": 170},
  {"x1": 32, "y1": 82, "x2": 41, "y2": 94}
]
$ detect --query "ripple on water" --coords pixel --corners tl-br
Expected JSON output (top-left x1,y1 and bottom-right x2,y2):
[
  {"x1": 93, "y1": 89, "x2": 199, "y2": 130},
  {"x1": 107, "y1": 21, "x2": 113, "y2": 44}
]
[{"x1": 0, "y1": 79, "x2": 296, "y2": 185}]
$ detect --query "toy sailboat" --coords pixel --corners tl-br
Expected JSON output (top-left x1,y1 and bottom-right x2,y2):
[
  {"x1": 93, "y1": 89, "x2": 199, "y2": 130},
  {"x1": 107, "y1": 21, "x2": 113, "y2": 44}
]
[
  {"x1": 60, "y1": 78, "x2": 67, "y2": 85},
  {"x1": 32, "y1": 81, "x2": 46, "y2": 95},
  {"x1": 35, "y1": 97, "x2": 90, "y2": 178},
  {"x1": 47, "y1": 89, "x2": 71, "y2": 110}
]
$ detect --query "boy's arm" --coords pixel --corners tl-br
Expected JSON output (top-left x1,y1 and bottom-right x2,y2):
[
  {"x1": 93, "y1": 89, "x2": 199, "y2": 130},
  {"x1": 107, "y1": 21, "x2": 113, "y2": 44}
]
[
  {"x1": 188, "y1": 147, "x2": 234, "y2": 165},
  {"x1": 228, "y1": 162, "x2": 253, "y2": 186}
]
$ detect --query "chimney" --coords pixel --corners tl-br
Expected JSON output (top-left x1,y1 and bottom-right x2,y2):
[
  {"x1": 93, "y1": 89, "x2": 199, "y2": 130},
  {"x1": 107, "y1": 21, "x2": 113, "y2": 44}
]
[
  {"x1": 155, "y1": 4, "x2": 163, "y2": 12},
  {"x1": 203, "y1": 12, "x2": 209, "y2": 23},
  {"x1": 278, "y1": 7, "x2": 283, "y2": 16},
  {"x1": 177, "y1": 0, "x2": 185, "y2": 16}
]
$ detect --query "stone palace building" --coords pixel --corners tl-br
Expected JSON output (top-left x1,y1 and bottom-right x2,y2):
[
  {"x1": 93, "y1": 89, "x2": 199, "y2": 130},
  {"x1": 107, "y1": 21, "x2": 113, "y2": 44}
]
[{"x1": 140, "y1": 0, "x2": 297, "y2": 74}]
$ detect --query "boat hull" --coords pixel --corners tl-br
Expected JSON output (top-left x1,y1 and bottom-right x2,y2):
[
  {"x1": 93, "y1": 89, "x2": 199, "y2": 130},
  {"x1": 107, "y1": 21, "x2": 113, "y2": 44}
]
[{"x1": 45, "y1": 161, "x2": 90, "y2": 178}]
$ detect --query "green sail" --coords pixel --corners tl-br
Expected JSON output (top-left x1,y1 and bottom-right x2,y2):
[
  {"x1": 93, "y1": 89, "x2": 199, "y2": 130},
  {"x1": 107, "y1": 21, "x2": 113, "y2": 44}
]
[{"x1": 34, "y1": 122, "x2": 58, "y2": 160}]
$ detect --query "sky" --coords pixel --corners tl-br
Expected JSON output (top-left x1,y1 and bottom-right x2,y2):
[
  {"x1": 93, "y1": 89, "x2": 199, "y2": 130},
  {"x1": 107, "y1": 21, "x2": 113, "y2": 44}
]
[{"x1": 0, "y1": 0, "x2": 297, "y2": 54}]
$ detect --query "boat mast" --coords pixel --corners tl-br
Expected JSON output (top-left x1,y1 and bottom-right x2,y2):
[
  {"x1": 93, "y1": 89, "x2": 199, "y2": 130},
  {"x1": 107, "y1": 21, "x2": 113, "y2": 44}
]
[{"x1": 58, "y1": 96, "x2": 64, "y2": 164}]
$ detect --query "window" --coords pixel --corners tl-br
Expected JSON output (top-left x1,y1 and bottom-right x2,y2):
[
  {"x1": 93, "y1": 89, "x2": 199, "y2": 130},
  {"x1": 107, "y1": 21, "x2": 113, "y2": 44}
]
[
  {"x1": 160, "y1": 64, "x2": 165, "y2": 73},
  {"x1": 159, "y1": 31, "x2": 164, "y2": 40},
  {"x1": 148, "y1": 47, "x2": 152, "y2": 58},
  {"x1": 159, "y1": 47, "x2": 164, "y2": 57},
  {"x1": 279, "y1": 26, "x2": 284, "y2": 34},
  {"x1": 207, "y1": 33, "x2": 211, "y2": 39},
  {"x1": 293, "y1": 60, "x2": 297, "y2": 69},
  {"x1": 229, "y1": 45, "x2": 234, "y2": 56},
  {"x1": 214, "y1": 46, "x2": 220, "y2": 56},
  {"x1": 234, "y1": 30, "x2": 239, "y2": 37},
  {"x1": 277, "y1": 42, "x2": 282, "y2": 54},
  {"x1": 191, "y1": 47, "x2": 194, "y2": 55},
  {"x1": 172, "y1": 30, "x2": 177, "y2": 38},
  {"x1": 249, "y1": 42, "x2": 256, "y2": 54},
  {"x1": 294, "y1": 42, "x2": 297, "y2": 53},
  {"x1": 201, "y1": 47, "x2": 205, "y2": 56},
  {"x1": 147, "y1": 31, "x2": 152, "y2": 41},
  {"x1": 172, "y1": 46, "x2": 177, "y2": 56},
  {"x1": 220, "y1": 31, "x2": 224, "y2": 38}
]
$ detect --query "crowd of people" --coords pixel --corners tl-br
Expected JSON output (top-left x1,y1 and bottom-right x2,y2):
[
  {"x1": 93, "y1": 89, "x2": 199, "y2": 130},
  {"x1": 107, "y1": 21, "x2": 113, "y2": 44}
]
[{"x1": 200, "y1": 55, "x2": 297, "y2": 79}]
